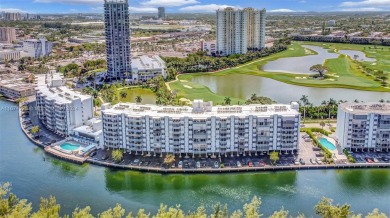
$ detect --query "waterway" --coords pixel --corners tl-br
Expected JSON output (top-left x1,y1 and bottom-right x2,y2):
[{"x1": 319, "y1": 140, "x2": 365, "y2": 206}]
[
  {"x1": 1, "y1": 99, "x2": 390, "y2": 216},
  {"x1": 192, "y1": 74, "x2": 390, "y2": 105}
]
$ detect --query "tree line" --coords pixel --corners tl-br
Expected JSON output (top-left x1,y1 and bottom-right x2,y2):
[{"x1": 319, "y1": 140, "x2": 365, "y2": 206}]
[
  {"x1": 162, "y1": 40, "x2": 290, "y2": 74},
  {"x1": 0, "y1": 182, "x2": 388, "y2": 218},
  {"x1": 291, "y1": 35, "x2": 390, "y2": 46}
]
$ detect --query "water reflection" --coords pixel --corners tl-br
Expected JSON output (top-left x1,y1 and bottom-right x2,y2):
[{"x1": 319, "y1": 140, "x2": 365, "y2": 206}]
[
  {"x1": 262, "y1": 45, "x2": 339, "y2": 74},
  {"x1": 337, "y1": 169, "x2": 390, "y2": 192},
  {"x1": 192, "y1": 74, "x2": 390, "y2": 105},
  {"x1": 49, "y1": 158, "x2": 89, "y2": 178}
]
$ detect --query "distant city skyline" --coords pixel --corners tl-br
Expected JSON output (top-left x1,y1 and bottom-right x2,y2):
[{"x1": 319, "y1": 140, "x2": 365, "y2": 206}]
[{"x1": 1, "y1": 0, "x2": 390, "y2": 14}]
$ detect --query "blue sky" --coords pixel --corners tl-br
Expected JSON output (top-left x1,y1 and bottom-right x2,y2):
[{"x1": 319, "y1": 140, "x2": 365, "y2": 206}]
[{"x1": 1, "y1": 0, "x2": 390, "y2": 14}]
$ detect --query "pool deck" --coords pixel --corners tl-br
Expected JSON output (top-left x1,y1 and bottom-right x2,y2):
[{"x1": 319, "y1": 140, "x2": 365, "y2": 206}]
[{"x1": 45, "y1": 146, "x2": 87, "y2": 164}]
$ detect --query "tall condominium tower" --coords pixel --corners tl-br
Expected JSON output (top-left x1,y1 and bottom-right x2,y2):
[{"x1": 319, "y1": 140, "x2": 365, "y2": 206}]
[
  {"x1": 104, "y1": 0, "x2": 131, "y2": 79},
  {"x1": 158, "y1": 7, "x2": 165, "y2": 19},
  {"x1": 216, "y1": 7, "x2": 266, "y2": 56}
]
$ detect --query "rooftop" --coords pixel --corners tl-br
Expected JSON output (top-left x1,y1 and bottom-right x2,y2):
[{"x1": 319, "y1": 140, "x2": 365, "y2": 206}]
[
  {"x1": 131, "y1": 55, "x2": 166, "y2": 70},
  {"x1": 341, "y1": 103, "x2": 390, "y2": 115},
  {"x1": 103, "y1": 100, "x2": 299, "y2": 118}
]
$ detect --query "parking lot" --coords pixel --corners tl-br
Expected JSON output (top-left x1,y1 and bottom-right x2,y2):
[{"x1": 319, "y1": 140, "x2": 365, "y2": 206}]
[{"x1": 351, "y1": 152, "x2": 390, "y2": 164}]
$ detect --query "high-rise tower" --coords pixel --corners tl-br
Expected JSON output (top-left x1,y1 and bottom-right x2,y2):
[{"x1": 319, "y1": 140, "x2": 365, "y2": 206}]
[
  {"x1": 216, "y1": 7, "x2": 266, "y2": 56},
  {"x1": 104, "y1": 0, "x2": 131, "y2": 79}
]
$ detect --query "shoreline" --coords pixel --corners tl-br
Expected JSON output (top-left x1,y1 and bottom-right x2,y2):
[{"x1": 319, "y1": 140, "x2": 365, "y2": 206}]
[{"x1": 13, "y1": 99, "x2": 390, "y2": 174}]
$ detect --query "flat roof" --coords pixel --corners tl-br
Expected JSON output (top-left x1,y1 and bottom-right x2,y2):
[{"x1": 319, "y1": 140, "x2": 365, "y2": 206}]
[
  {"x1": 131, "y1": 55, "x2": 166, "y2": 71},
  {"x1": 103, "y1": 102, "x2": 299, "y2": 118},
  {"x1": 341, "y1": 103, "x2": 390, "y2": 115}
]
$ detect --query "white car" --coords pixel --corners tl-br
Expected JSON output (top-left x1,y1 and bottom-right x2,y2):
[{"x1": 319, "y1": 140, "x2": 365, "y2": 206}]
[
  {"x1": 178, "y1": 161, "x2": 183, "y2": 168},
  {"x1": 316, "y1": 158, "x2": 323, "y2": 165}
]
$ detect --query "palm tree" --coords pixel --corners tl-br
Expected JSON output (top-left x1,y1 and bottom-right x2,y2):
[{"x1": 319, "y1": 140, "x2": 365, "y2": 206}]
[
  {"x1": 135, "y1": 96, "x2": 142, "y2": 104},
  {"x1": 120, "y1": 91, "x2": 127, "y2": 99},
  {"x1": 224, "y1": 97, "x2": 231, "y2": 105},
  {"x1": 251, "y1": 93, "x2": 257, "y2": 101},
  {"x1": 300, "y1": 95, "x2": 309, "y2": 123},
  {"x1": 124, "y1": 72, "x2": 130, "y2": 86}
]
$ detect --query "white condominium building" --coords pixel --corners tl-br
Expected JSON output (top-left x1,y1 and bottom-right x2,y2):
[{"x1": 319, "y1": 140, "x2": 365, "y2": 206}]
[
  {"x1": 337, "y1": 103, "x2": 390, "y2": 152},
  {"x1": 131, "y1": 55, "x2": 166, "y2": 82},
  {"x1": 104, "y1": 0, "x2": 131, "y2": 79},
  {"x1": 216, "y1": 7, "x2": 266, "y2": 56},
  {"x1": 102, "y1": 100, "x2": 300, "y2": 156},
  {"x1": 36, "y1": 73, "x2": 93, "y2": 137},
  {"x1": 23, "y1": 38, "x2": 53, "y2": 58},
  {"x1": 200, "y1": 40, "x2": 216, "y2": 56}
]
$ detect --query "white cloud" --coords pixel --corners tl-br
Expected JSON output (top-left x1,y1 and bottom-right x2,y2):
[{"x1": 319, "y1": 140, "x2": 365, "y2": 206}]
[
  {"x1": 179, "y1": 4, "x2": 238, "y2": 12},
  {"x1": 268, "y1": 9, "x2": 298, "y2": 12},
  {"x1": 0, "y1": 8, "x2": 28, "y2": 13},
  {"x1": 340, "y1": 7, "x2": 384, "y2": 11},
  {"x1": 34, "y1": 0, "x2": 101, "y2": 5},
  {"x1": 141, "y1": 0, "x2": 199, "y2": 7},
  {"x1": 129, "y1": 7, "x2": 157, "y2": 13},
  {"x1": 340, "y1": 0, "x2": 390, "y2": 7}
]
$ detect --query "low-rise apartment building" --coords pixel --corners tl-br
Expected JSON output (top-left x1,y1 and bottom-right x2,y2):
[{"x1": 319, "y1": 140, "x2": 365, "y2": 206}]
[
  {"x1": 337, "y1": 103, "x2": 390, "y2": 152},
  {"x1": 200, "y1": 40, "x2": 216, "y2": 56},
  {"x1": 0, "y1": 73, "x2": 36, "y2": 99},
  {"x1": 23, "y1": 38, "x2": 53, "y2": 58},
  {"x1": 0, "y1": 49, "x2": 21, "y2": 61},
  {"x1": 131, "y1": 55, "x2": 166, "y2": 82},
  {"x1": 36, "y1": 73, "x2": 93, "y2": 136},
  {"x1": 102, "y1": 100, "x2": 300, "y2": 156}
]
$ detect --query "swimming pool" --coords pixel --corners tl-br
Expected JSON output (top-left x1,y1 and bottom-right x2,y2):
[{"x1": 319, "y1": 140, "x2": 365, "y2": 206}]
[
  {"x1": 319, "y1": 138, "x2": 336, "y2": 151},
  {"x1": 60, "y1": 143, "x2": 80, "y2": 151}
]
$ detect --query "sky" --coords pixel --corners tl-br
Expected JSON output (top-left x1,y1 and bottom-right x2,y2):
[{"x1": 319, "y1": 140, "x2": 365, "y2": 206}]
[{"x1": 1, "y1": 0, "x2": 390, "y2": 14}]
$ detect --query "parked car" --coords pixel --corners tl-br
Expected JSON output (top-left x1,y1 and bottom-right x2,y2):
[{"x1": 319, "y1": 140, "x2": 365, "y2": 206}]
[
  {"x1": 294, "y1": 160, "x2": 300, "y2": 165},
  {"x1": 133, "y1": 159, "x2": 140, "y2": 165},
  {"x1": 90, "y1": 151, "x2": 97, "y2": 157},
  {"x1": 214, "y1": 161, "x2": 219, "y2": 168},
  {"x1": 196, "y1": 161, "x2": 201, "y2": 168},
  {"x1": 373, "y1": 158, "x2": 380, "y2": 163},
  {"x1": 304, "y1": 138, "x2": 313, "y2": 142},
  {"x1": 316, "y1": 158, "x2": 323, "y2": 165},
  {"x1": 258, "y1": 161, "x2": 266, "y2": 167},
  {"x1": 237, "y1": 161, "x2": 242, "y2": 167},
  {"x1": 310, "y1": 158, "x2": 316, "y2": 165},
  {"x1": 365, "y1": 158, "x2": 373, "y2": 163},
  {"x1": 382, "y1": 157, "x2": 389, "y2": 162},
  {"x1": 248, "y1": 161, "x2": 253, "y2": 167},
  {"x1": 299, "y1": 158, "x2": 305, "y2": 165},
  {"x1": 178, "y1": 161, "x2": 183, "y2": 168}
]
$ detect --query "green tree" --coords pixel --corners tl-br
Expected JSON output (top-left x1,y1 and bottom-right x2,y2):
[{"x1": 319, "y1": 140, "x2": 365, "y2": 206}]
[
  {"x1": 98, "y1": 204, "x2": 125, "y2": 218},
  {"x1": 270, "y1": 208, "x2": 289, "y2": 218},
  {"x1": 112, "y1": 150, "x2": 123, "y2": 163},
  {"x1": 155, "y1": 204, "x2": 184, "y2": 218},
  {"x1": 163, "y1": 154, "x2": 175, "y2": 165},
  {"x1": 72, "y1": 206, "x2": 94, "y2": 218},
  {"x1": 135, "y1": 96, "x2": 142, "y2": 104},
  {"x1": 120, "y1": 91, "x2": 127, "y2": 99},
  {"x1": 224, "y1": 97, "x2": 231, "y2": 105},
  {"x1": 310, "y1": 64, "x2": 329, "y2": 77},
  {"x1": 30, "y1": 126, "x2": 40, "y2": 136},
  {"x1": 31, "y1": 195, "x2": 61, "y2": 218},
  {"x1": 0, "y1": 182, "x2": 32, "y2": 218},
  {"x1": 243, "y1": 196, "x2": 262, "y2": 218},
  {"x1": 270, "y1": 151, "x2": 280, "y2": 165},
  {"x1": 365, "y1": 208, "x2": 388, "y2": 218},
  {"x1": 314, "y1": 197, "x2": 352, "y2": 218},
  {"x1": 320, "y1": 121, "x2": 326, "y2": 129}
]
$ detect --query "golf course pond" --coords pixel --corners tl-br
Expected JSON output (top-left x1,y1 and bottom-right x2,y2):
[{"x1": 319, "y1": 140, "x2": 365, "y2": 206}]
[{"x1": 191, "y1": 74, "x2": 390, "y2": 104}]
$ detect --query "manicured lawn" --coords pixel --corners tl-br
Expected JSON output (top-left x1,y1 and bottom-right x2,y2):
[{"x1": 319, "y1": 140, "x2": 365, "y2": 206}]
[
  {"x1": 114, "y1": 87, "x2": 157, "y2": 104},
  {"x1": 169, "y1": 76, "x2": 244, "y2": 104},
  {"x1": 168, "y1": 41, "x2": 389, "y2": 102}
]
